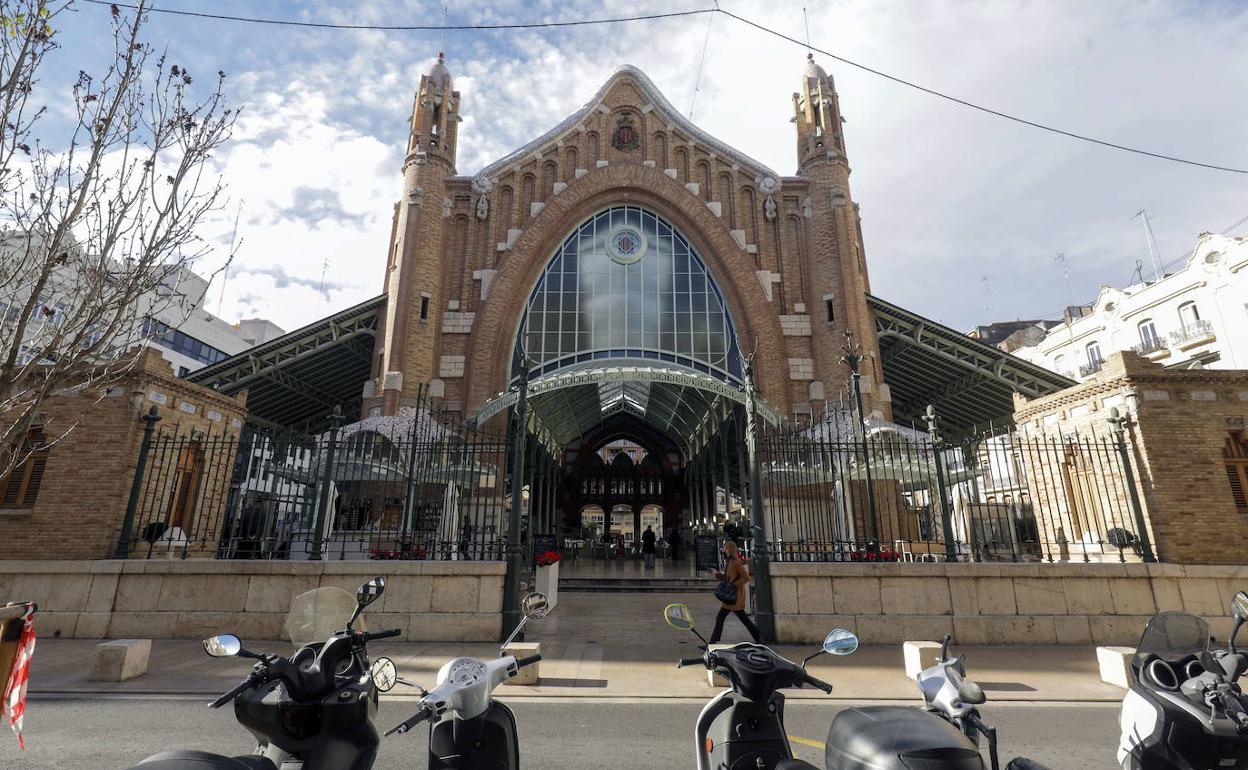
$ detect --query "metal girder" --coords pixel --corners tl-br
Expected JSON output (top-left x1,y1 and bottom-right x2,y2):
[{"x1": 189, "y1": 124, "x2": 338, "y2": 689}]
[
  {"x1": 263, "y1": 369, "x2": 339, "y2": 410},
  {"x1": 187, "y1": 295, "x2": 384, "y2": 392},
  {"x1": 868, "y1": 294, "x2": 1073, "y2": 435},
  {"x1": 472, "y1": 359, "x2": 782, "y2": 427}
]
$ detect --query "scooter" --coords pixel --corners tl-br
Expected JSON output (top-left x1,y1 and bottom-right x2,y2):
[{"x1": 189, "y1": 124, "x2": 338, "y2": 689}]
[
  {"x1": 385, "y1": 592, "x2": 550, "y2": 769},
  {"x1": 823, "y1": 633, "x2": 1003, "y2": 770},
  {"x1": 1117, "y1": 589, "x2": 1248, "y2": 769},
  {"x1": 661, "y1": 602, "x2": 857, "y2": 770},
  {"x1": 127, "y1": 577, "x2": 402, "y2": 770},
  {"x1": 665, "y1": 603, "x2": 1031, "y2": 770}
]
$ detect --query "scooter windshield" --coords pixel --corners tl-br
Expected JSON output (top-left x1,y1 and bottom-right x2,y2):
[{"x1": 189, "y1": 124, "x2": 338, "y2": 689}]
[
  {"x1": 1133, "y1": 611, "x2": 1209, "y2": 666},
  {"x1": 285, "y1": 587, "x2": 360, "y2": 649}
]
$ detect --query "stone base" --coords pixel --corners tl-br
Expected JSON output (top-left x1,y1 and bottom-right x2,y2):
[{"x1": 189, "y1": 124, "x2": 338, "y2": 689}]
[
  {"x1": 88, "y1": 638, "x2": 150, "y2": 682},
  {"x1": 708, "y1": 643, "x2": 735, "y2": 687},
  {"x1": 1097, "y1": 645, "x2": 1135, "y2": 688},
  {"x1": 903, "y1": 640, "x2": 942, "y2": 679},
  {"x1": 503, "y1": 642, "x2": 541, "y2": 685}
]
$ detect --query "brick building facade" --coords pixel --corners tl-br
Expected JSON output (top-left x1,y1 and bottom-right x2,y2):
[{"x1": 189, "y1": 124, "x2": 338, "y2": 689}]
[
  {"x1": 0, "y1": 349, "x2": 248, "y2": 560},
  {"x1": 365, "y1": 55, "x2": 888, "y2": 426},
  {"x1": 1013, "y1": 351, "x2": 1248, "y2": 564}
]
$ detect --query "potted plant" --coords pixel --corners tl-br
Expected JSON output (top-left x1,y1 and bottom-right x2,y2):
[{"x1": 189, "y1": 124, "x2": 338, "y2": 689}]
[{"x1": 535, "y1": 550, "x2": 561, "y2": 608}]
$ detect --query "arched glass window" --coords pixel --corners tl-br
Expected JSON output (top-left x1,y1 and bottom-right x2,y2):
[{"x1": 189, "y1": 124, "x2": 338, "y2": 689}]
[{"x1": 516, "y1": 205, "x2": 741, "y2": 382}]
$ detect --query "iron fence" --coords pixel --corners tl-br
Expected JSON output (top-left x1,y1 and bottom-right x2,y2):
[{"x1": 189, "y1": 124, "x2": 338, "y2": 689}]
[
  {"x1": 116, "y1": 386, "x2": 527, "y2": 561},
  {"x1": 753, "y1": 413, "x2": 1155, "y2": 563}
]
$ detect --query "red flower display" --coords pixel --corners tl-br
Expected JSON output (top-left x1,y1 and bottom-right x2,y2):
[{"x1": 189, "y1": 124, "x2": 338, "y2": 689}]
[{"x1": 535, "y1": 550, "x2": 561, "y2": 567}]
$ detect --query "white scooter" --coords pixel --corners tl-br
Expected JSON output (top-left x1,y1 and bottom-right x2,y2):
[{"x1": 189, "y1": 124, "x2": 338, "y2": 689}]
[
  {"x1": 385, "y1": 592, "x2": 550, "y2": 770},
  {"x1": 1117, "y1": 590, "x2": 1248, "y2": 769}
]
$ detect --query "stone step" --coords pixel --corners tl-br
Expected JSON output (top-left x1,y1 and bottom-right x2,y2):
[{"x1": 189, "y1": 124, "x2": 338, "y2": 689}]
[{"x1": 560, "y1": 577, "x2": 715, "y2": 593}]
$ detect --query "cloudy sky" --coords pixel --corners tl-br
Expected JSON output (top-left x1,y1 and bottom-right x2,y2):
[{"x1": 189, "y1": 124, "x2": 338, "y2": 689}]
[{"x1": 40, "y1": 0, "x2": 1248, "y2": 335}]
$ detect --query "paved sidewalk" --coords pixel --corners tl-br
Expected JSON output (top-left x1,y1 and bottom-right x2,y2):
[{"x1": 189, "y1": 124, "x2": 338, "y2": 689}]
[{"x1": 29, "y1": 589, "x2": 1127, "y2": 703}]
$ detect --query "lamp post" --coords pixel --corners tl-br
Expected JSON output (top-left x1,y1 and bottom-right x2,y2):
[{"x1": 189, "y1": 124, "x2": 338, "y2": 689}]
[
  {"x1": 501, "y1": 345, "x2": 531, "y2": 640},
  {"x1": 923, "y1": 405, "x2": 959, "y2": 562},
  {"x1": 1107, "y1": 407, "x2": 1156, "y2": 563},
  {"x1": 842, "y1": 330, "x2": 878, "y2": 547}
]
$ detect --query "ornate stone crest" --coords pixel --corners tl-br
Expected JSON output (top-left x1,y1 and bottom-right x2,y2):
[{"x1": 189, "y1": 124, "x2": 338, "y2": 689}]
[
  {"x1": 471, "y1": 174, "x2": 493, "y2": 220},
  {"x1": 612, "y1": 111, "x2": 640, "y2": 152}
]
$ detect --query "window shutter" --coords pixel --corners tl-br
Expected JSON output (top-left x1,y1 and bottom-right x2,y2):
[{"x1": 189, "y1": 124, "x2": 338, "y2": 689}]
[
  {"x1": 1, "y1": 471, "x2": 20, "y2": 506},
  {"x1": 1224, "y1": 431, "x2": 1248, "y2": 514},
  {"x1": 21, "y1": 453, "x2": 46, "y2": 507}
]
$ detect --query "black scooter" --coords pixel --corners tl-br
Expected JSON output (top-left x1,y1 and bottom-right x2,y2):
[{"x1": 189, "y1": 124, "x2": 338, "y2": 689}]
[
  {"x1": 666, "y1": 604, "x2": 1040, "y2": 770},
  {"x1": 662, "y1": 602, "x2": 855, "y2": 770},
  {"x1": 126, "y1": 577, "x2": 402, "y2": 770},
  {"x1": 385, "y1": 592, "x2": 550, "y2": 770}
]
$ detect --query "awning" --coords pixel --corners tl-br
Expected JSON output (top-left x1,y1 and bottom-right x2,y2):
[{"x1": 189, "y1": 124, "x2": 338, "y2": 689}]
[
  {"x1": 869, "y1": 295, "x2": 1074, "y2": 437},
  {"x1": 186, "y1": 295, "x2": 384, "y2": 431}
]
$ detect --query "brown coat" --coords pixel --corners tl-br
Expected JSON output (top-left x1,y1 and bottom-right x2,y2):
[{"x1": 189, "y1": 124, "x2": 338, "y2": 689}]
[{"x1": 714, "y1": 557, "x2": 750, "y2": 611}]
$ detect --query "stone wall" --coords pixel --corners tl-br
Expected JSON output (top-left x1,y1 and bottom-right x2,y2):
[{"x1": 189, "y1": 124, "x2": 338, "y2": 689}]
[
  {"x1": 772, "y1": 562, "x2": 1246, "y2": 645},
  {"x1": 0, "y1": 559, "x2": 505, "y2": 642}
]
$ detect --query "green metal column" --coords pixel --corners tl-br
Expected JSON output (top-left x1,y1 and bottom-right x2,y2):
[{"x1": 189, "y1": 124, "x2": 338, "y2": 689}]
[
  {"x1": 742, "y1": 356, "x2": 776, "y2": 643},
  {"x1": 1108, "y1": 408, "x2": 1156, "y2": 563},
  {"x1": 924, "y1": 405, "x2": 959, "y2": 562},
  {"x1": 501, "y1": 351, "x2": 530, "y2": 640}
]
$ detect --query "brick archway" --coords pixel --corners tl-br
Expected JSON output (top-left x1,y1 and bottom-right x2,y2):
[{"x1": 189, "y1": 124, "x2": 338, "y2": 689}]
[{"x1": 463, "y1": 163, "x2": 789, "y2": 420}]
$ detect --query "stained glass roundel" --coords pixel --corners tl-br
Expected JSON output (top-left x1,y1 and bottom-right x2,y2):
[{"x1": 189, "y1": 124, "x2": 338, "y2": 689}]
[{"x1": 515, "y1": 206, "x2": 742, "y2": 382}]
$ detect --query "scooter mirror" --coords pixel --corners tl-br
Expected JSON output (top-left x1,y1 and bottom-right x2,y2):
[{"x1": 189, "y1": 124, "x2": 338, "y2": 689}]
[
  {"x1": 371, "y1": 657, "x2": 398, "y2": 692},
  {"x1": 823, "y1": 628, "x2": 859, "y2": 656},
  {"x1": 357, "y1": 577, "x2": 386, "y2": 608},
  {"x1": 522, "y1": 592, "x2": 551, "y2": 620},
  {"x1": 1232, "y1": 591, "x2": 1248, "y2": 623},
  {"x1": 203, "y1": 634, "x2": 242, "y2": 658},
  {"x1": 664, "y1": 603, "x2": 696, "y2": 632}
]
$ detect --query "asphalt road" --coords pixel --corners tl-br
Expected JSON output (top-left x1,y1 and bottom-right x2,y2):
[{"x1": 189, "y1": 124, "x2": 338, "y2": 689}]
[{"x1": 5, "y1": 695, "x2": 1120, "y2": 769}]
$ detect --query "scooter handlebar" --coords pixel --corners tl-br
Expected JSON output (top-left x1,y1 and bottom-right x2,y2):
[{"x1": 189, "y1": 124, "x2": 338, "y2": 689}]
[
  {"x1": 208, "y1": 675, "x2": 255, "y2": 709},
  {"x1": 798, "y1": 669, "x2": 833, "y2": 694},
  {"x1": 516, "y1": 654, "x2": 542, "y2": 668},
  {"x1": 362, "y1": 628, "x2": 402, "y2": 642},
  {"x1": 677, "y1": 657, "x2": 705, "y2": 669},
  {"x1": 385, "y1": 703, "x2": 433, "y2": 737}
]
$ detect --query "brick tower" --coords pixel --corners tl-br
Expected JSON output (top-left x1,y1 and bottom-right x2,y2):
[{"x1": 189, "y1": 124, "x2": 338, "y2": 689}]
[
  {"x1": 794, "y1": 54, "x2": 888, "y2": 418},
  {"x1": 375, "y1": 53, "x2": 461, "y2": 414}
]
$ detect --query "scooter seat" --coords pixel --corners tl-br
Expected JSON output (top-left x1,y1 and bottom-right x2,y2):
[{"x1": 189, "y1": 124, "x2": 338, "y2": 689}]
[
  {"x1": 777, "y1": 760, "x2": 822, "y2": 770},
  {"x1": 136, "y1": 749, "x2": 276, "y2": 770}
]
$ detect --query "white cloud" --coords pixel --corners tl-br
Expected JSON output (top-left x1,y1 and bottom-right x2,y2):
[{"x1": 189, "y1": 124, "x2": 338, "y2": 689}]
[{"x1": 87, "y1": 0, "x2": 1247, "y2": 335}]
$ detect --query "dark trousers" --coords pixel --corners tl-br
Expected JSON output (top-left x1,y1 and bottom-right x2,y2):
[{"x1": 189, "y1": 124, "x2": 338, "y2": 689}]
[{"x1": 708, "y1": 607, "x2": 761, "y2": 644}]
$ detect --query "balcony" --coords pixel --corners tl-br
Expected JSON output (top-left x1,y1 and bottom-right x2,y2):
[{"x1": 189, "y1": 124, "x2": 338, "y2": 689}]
[
  {"x1": 1078, "y1": 360, "x2": 1103, "y2": 378},
  {"x1": 1170, "y1": 319, "x2": 1215, "y2": 350},
  {"x1": 1131, "y1": 337, "x2": 1171, "y2": 360}
]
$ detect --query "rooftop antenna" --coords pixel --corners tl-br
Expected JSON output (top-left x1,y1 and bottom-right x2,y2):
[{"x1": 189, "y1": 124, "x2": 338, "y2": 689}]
[
  {"x1": 803, "y1": 7, "x2": 812, "y2": 53},
  {"x1": 438, "y1": 3, "x2": 448, "y2": 57},
  {"x1": 319, "y1": 255, "x2": 329, "y2": 306},
  {"x1": 1130, "y1": 259, "x2": 1145, "y2": 286},
  {"x1": 1133, "y1": 209, "x2": 1164, "y2": 282}
]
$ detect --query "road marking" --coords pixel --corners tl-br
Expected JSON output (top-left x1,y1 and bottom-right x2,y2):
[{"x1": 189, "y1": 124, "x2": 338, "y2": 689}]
[{"x1": 788, "y1": 735, "x2": 826, "y2": 750}]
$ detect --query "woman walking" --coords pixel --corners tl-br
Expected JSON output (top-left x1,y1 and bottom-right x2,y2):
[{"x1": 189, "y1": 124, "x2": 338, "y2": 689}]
[{"x1": 707, "y1": 540, "x2": 761, "y2": 644}]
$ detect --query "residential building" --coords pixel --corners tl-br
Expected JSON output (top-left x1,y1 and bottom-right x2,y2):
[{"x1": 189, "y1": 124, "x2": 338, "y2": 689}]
[{"x1": 1012, "y1": 232, "x2": 1248, "y2": 380}]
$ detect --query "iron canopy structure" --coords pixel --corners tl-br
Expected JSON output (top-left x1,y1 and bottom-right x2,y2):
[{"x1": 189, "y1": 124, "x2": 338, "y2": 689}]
[
  {"x1": 185, "y1": 295, "x2": 384, "y2": 431},
  {"x1": 868, "y1": 295, "x2": 1074, "y2": 436},
  {"x1": 473, "y1": 360, "x2": 781, "y2": 455}
]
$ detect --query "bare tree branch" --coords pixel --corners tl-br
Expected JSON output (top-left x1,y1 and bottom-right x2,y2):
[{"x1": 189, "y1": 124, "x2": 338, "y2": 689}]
[{"x1": 0, "y1": 0, "x2": 238, "y2": 478}]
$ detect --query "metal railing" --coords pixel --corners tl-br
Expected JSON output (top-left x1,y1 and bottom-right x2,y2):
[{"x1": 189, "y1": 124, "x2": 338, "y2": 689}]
[
  {"x1": 1132, "y1": 337, "x2": 1168, "y2": 356},
  {"x1": 115, "y1": 386, "x2": 540, "y2": 562},
  {"x1": 1170, "y1": 319, "x2": 1214, "y2": 346},
  {"x1": 1078, "y1": 360, "x2": 1104, "y2": 377},
  {"x1": 752, "y1": 413, "x2": 1155, "y2": 564}
]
